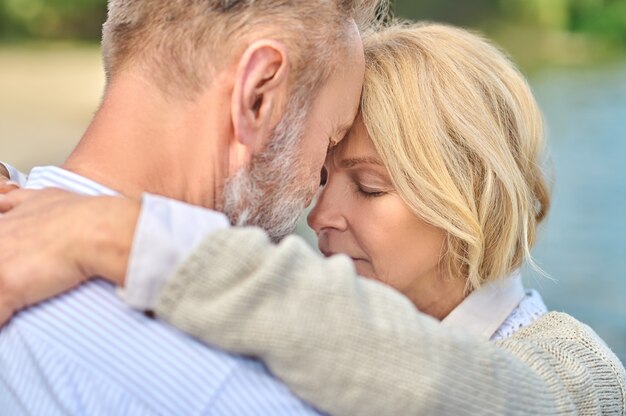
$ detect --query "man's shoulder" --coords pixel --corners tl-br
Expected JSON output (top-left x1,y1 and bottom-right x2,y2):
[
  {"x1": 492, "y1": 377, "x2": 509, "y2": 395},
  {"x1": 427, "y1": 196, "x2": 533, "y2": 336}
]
[
  {"x1": 0, "y1": 280, "x2": 292, "y2": 414},
  {"x1": 11, "y1": 279, "x2": 226, "y2": 348}
]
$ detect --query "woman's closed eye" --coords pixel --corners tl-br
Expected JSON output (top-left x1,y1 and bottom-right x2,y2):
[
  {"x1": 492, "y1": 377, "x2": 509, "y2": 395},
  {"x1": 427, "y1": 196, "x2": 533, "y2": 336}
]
[
  {"x1": 351, "y1": 170, "x2": 391, "y2": 198},
  {"x1": 355, "y1": 183, "x2": 387, "y2": 198}
]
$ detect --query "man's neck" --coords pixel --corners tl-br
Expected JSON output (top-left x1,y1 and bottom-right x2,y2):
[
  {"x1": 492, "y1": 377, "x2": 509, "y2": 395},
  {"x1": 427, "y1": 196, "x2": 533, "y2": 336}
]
[{"x1": 63, "y1": 73, "x2": 228, "y2": 209}]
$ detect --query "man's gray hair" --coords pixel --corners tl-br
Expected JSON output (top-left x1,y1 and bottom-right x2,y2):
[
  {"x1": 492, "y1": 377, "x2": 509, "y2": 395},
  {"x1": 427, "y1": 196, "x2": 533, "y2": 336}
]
[{"x1": 102, "y1": 0, "x2": 387, "y2": 99}]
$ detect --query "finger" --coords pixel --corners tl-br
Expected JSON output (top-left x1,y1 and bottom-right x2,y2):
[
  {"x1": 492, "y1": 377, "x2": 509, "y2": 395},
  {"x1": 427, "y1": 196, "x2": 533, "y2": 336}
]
[
  {"x1": 0, "y1": 195, "x2": 12, "y2": 213},
  {"x1": 0, "y1": 292, "x2": 18, "y2": 328},
  {"x1": 0, "y1": 164, "x2": 10, "y2": 182},
  {"x1": 0, "y1": 181, "x2": 20, "y2": 195},
  {"x1": 0, "y1": 189, "x2": 37, "y2": 213},
  {"x1": 0, "y1": 308, "x2": 13, "y2": 329}
]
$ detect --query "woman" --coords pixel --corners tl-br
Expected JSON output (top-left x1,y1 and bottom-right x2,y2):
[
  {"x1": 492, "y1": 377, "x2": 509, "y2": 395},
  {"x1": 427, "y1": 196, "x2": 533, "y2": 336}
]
[
  {"x1": 306, "y1": 20, "x2": 549, "y2": 332},
  {"x1": 2, "y1": 22, "x2": 625, "y2": 415}
]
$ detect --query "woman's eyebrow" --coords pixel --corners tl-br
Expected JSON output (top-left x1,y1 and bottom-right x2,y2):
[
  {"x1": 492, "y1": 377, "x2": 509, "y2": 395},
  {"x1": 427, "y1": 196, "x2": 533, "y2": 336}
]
[{"x1": 340, "y1": 157, "x2": 384, "y2": 169}]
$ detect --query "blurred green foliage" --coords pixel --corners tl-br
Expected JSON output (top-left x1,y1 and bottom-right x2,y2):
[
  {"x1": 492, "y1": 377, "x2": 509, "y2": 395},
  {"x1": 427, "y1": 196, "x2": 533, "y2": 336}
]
[
  {"x1": 0, "y1": 0, "x2": 106, "y2": 40},
  {"x1": 1, "y1": 0, "x2": 625, "y2": 55},
  {"x1": 397, "y1": 0, "x2": 626, "y2": 41}
]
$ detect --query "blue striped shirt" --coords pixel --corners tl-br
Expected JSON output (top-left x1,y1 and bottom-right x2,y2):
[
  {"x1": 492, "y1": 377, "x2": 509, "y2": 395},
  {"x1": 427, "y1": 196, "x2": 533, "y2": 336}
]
[{"x1": 0, "y1": 166, "x2": 322, "y2": 416}]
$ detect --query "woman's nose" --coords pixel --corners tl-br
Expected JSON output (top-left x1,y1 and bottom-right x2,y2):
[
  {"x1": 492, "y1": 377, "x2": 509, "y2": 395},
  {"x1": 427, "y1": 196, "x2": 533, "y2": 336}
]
[{"x1": 307, "y1": 184, "x2": 347, "y2": 233}]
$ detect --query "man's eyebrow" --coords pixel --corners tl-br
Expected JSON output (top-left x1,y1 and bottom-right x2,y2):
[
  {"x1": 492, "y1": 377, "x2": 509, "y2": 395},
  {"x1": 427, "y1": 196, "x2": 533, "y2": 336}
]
[{"x1": 340, "y1": 157, "x2": 384, "y2": 169}]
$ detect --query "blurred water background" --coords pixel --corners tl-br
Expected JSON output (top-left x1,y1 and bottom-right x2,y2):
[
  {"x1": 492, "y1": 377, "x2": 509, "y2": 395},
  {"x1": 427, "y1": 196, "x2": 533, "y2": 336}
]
[{"x1": 1, "y1": 0, "x2": 625, "y2": 363}]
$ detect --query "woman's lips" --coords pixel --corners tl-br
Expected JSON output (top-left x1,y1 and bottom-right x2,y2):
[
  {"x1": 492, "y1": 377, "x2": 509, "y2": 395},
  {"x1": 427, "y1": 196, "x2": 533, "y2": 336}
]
[{"x1": 320, "y1": 249, "x2": 366, "y2": 263}]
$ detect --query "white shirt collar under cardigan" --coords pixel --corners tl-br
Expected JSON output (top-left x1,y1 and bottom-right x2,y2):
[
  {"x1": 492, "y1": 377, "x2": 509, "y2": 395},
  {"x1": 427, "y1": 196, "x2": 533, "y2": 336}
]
[{"x1": 441, "y1": 270, "x2": 526, "y2": 340}]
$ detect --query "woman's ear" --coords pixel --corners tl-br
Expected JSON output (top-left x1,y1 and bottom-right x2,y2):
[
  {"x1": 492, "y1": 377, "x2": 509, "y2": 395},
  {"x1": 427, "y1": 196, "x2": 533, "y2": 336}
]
[{"x1": 231, "y1": 40, "x2": 290, "y2": 160}]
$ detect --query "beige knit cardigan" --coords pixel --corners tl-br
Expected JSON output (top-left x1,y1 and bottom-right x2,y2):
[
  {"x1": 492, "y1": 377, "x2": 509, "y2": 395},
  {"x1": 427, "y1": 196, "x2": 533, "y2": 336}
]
[{"x1": 155, "y1": 228, "x2": 626, "y2": 415}]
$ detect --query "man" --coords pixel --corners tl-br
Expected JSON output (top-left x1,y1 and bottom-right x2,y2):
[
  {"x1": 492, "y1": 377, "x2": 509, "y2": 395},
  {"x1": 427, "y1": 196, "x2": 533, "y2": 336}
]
[{"x1": 0, "y1": 0, "x2": 374, "y2": 413}]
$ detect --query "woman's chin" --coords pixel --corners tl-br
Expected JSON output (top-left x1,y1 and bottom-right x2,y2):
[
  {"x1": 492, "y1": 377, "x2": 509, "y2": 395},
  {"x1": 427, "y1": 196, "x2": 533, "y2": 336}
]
[{"x1": 353, "y1": 259, "x2": 375, "y2": 279}]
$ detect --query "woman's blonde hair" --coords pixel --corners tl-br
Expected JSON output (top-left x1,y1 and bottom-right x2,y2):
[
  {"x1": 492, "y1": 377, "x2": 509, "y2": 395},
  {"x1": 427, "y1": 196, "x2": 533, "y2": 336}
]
[{"x1": 361, "y1": 22, "x2": 551, "y2": 290}]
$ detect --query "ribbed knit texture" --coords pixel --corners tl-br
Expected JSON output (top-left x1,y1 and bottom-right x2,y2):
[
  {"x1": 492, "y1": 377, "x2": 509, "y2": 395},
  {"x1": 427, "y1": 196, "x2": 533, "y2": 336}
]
[{"x1": 156, "y1": 228, "x2": 626, "y2": 415}]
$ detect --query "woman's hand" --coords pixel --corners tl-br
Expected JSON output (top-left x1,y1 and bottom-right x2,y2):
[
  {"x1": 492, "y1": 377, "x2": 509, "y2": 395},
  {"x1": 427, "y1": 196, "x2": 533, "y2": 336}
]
[{"x1": 0, "y1": 189, "x2": 141, "y2": 326}]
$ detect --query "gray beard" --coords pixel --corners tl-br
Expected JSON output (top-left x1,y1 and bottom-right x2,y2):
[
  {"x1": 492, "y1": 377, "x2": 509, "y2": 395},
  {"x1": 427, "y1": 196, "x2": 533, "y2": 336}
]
[{"x1": 222, "y1": 106, "x2": 310, "y2": 242}]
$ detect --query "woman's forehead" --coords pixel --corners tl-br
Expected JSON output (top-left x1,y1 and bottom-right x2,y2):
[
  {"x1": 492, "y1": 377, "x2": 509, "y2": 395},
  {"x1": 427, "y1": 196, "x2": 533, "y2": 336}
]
[{"x1": 328, "y1": 122, "x2": 381, "y2": 167}]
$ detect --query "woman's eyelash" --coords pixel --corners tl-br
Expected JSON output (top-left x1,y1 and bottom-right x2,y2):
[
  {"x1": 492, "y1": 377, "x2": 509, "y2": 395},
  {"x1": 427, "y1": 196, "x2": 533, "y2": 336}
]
[{"x1": 357, "y1": 187, "x2": 385, "y2": 198}]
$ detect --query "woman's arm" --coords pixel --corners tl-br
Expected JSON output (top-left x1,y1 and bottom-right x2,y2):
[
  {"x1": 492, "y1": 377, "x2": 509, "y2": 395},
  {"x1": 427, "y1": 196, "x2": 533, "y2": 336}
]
[{"x1": 156, "y1": 227, "x2": 625, "y2": 415}]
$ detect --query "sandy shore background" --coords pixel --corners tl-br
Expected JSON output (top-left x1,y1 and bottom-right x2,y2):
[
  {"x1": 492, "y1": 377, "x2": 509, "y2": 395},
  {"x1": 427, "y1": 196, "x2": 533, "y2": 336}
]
[{"x1": 0, "y1": 44, "x2": 104, "y2": 171}]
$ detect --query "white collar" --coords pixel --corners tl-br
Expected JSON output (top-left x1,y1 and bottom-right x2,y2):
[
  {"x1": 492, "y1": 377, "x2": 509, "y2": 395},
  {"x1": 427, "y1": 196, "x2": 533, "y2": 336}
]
[
  {"x1": 441, "y1": 270, "x2": 526, "y2": 339},
  {"x1": 25, "y1": 166, "x2": 118, "y2": 197}
]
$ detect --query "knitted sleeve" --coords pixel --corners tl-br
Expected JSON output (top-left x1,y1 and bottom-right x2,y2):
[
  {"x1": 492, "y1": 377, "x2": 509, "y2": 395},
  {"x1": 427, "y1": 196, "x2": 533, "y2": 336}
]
[{"x1": 156, "y1": 228, "x2": 625, "y2": 415}]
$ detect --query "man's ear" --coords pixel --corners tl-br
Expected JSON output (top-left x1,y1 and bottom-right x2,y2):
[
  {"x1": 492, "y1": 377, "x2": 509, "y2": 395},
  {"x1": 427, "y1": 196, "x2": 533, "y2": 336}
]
[{"x1": 231, "y1": 40, "x2": 290, "y2": 160}]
